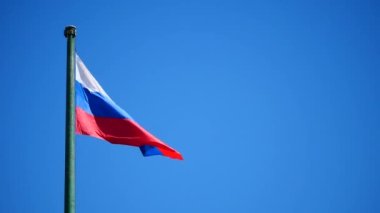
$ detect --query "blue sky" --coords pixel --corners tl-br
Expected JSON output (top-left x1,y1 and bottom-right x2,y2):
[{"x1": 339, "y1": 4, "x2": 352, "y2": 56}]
[{"x1": 1, "y1": 0, "x2": 379, "y2": 212}]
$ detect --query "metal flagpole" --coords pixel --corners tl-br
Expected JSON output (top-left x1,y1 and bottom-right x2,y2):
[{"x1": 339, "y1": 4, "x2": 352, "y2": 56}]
[{"x1": 64, "y1": 25, "x2": 76, "y2": 213}]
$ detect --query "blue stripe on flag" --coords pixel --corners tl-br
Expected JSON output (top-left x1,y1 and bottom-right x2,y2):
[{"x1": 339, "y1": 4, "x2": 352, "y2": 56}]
[
  {"x1": 139, "y1": 145, "x2": 163, "y2": 156},
  {"x1": 75, "y1": 81, "x2": 132, "y2": 119}
]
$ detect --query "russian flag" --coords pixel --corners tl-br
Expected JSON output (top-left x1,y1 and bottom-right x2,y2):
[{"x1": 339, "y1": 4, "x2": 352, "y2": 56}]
[{"x1": 75, "y1": 54, "x2": 183, "y2": 160}]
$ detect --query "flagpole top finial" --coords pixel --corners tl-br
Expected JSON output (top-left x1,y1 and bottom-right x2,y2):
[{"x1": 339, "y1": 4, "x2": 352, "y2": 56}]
[{"x1": 64, "y1": 25, "x2": 76, "y2": 38}]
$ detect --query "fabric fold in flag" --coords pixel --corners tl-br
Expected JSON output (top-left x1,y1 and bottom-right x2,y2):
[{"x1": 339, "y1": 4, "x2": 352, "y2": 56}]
[{"x1": 75, "y1": 54, "x2": 183, "y2": 160}]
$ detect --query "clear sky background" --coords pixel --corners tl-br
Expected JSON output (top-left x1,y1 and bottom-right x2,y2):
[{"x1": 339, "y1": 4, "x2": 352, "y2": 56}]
[{"x1": 1, "y1": 0, "x2": 379, "y2": 212}]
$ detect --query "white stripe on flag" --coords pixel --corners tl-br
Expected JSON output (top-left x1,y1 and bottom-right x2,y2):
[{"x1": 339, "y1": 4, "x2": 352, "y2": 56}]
[{"x1": 75, "y1": 54, "x2": 111, "y2": 99}]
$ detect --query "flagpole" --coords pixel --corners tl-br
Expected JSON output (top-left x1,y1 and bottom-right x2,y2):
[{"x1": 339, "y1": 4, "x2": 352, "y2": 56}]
[{"x1": 64, "y1": 25, "x2": 76, "y2": 213}]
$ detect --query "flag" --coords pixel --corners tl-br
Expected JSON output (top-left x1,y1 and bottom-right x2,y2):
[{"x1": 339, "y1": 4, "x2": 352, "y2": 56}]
[{"x1": 75, "y1": 54, "x2": 183, "y2": 160}]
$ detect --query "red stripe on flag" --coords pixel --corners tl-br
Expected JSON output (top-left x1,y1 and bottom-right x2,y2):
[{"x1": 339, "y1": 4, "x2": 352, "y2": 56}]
[{"x1": 76, "y1": 107, "x2": 183, "y2": 160}]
